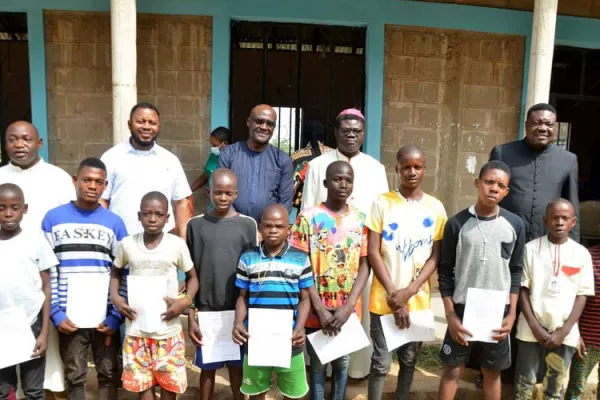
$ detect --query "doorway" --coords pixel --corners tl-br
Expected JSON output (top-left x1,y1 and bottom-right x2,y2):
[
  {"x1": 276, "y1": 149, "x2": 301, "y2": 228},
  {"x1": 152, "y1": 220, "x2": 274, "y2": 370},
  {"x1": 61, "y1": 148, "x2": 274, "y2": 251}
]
[
  {"x1": 229, "y1": 21, "x2": 366, "y2": 154},
  {"x1": 0, "y1": 12, "x2": 30, "y2": 166}
]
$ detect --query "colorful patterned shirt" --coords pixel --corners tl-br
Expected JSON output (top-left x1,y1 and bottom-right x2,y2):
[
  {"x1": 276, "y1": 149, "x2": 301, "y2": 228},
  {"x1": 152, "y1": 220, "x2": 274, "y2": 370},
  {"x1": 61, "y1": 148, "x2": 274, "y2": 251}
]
[
  {"x1": 366, "y1": 191, "x2": 447, "y2": 315},
  {"x1": 290, "y1": 203, "x2": 368, "y2": 328}
]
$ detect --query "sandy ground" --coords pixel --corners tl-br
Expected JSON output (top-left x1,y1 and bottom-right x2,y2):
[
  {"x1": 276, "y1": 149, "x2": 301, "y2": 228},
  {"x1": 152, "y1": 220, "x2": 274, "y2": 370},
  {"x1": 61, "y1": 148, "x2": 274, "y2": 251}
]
[{"x1": 45, "y1": 294, "x2": 599, "y2": 399}]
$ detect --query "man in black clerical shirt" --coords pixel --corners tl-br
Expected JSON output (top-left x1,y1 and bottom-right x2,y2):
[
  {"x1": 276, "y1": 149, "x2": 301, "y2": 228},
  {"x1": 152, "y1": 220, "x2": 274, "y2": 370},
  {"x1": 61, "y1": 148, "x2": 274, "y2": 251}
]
[{"x1": 490, "y1": 103, "x2": 579, "y2": 242}]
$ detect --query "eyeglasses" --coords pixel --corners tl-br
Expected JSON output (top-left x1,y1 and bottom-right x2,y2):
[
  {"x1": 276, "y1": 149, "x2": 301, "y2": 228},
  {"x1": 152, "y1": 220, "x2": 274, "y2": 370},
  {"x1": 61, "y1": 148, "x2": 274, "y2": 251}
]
[
  {"x1": 339, "y1": 128, "x2": 365, "y2": 136},
  {"x1": 251, "y1": 117, "x2": 277, "y2": 129}
]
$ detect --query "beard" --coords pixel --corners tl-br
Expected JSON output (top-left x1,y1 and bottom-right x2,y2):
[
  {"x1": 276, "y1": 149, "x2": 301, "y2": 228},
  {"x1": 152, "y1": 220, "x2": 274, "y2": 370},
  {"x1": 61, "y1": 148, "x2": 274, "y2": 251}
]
[{"x1": 131, "y1": 131, "x2": 158, "y2": 148}]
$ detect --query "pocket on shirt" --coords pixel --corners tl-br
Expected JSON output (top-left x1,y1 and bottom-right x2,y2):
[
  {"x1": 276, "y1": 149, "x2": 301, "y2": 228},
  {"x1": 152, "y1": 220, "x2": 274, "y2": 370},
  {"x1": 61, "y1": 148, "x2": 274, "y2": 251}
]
[
  {"x1": 500, "y1": 241, "x2": 515, "y2": 260},
  {"x1": 562, "y1": 265, "x2": 582, "y2": 279}
]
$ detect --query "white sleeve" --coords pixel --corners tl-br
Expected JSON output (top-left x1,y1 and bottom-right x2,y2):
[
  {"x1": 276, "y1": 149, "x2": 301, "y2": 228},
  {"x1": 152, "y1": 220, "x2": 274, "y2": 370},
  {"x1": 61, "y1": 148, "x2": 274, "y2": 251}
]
[
  {"x1": 378, "y1": 163, "x2": 390, "y2": 194},
  {"x1": 61, "y1": 173, "x2": 76, "y2": 203},
  {"x1": 100, "y1": 150, "x2": 114, "y2": 200},
  {"x1": 170, "y1": 158, "x2": 192, "y2": 201},
  {"x1": 577, "y1": 250, "x2": 595, "y2": 296},
  {"x1": 301, "y1": 162, "x2": 318, "y2": 211},
  {"x1": 37, "y1": 233, "x2": 59, "y2": 272}
]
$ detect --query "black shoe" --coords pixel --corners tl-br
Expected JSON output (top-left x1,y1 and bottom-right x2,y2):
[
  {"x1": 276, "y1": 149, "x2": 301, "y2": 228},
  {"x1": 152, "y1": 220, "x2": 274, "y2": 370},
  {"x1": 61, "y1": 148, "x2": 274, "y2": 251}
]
[{"x1": 475, "y1": 373, "x2": 484, "y2": 389}]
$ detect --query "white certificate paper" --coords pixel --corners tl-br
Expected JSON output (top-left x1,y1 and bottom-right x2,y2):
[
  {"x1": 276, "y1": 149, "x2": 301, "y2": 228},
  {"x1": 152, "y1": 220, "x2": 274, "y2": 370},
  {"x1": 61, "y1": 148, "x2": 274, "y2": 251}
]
[
  {"x1": 127, "y1": 275, "x2": 169, "y2": 333},
  {"x1": 381, "y1": 309, "x2": 436, "y2": 351},
  {"x1": 197, "y1": 311, "x2": 240, "y2": 364},
  {"x1": 307, "y1": 313, "x2": 370, "y2": 365},
  {"x1": 0, "y1": 307, "x2": 37, "y2": 369},
  {"x1": 66, "y1": 274, "x2": 110, "y2": 328},
  {"x1": 462, "y1": 288, "x2": 506, "y2": 343},
  {"x1": 248, "y1": 309, "x2": 293, "y2": 368}
]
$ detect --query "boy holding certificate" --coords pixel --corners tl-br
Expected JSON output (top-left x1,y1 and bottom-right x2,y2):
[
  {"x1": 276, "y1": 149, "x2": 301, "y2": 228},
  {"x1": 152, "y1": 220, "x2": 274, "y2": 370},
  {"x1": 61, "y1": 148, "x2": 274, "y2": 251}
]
[
  {"x1": 366, "y1": 145, "x2": 447, "y2": 400},
  {"x1": 0, "y1": 183, "x2": 56, "y2": 400},
  {"x1": 187, "y1": 169, "x2": 257, "y2": 400},
  {"x1": 437, "y1": 161, "x2": 525, "y2": 400},
  {"x1": 42, "y1": 158, "x2": 127, "y2": 399},
  {"x1": 290, "y1": 160, "x2": 370, "y2": 400},
  {"x1": 111, "y1": 191, "x2": 199, "y2": 399},
  {"x1": 233, "y1": 204, "x2": 313, "y2": 400},
  {"x1": 515, "y1": 199, "x2": 594, "y2": 399}
]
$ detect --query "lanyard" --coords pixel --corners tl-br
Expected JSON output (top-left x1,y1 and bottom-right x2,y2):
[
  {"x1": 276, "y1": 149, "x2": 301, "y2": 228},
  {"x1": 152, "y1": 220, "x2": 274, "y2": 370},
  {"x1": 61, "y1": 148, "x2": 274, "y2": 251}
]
[{"x1": 540, "y1": 238, "x2": 560, "y2": 276}]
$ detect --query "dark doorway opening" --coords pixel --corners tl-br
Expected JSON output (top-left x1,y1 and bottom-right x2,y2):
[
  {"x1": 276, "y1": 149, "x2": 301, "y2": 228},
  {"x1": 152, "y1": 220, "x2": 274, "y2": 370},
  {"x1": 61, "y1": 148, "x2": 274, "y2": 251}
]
[
  {"x1": 229, "y1": 21, "x2": 366, "y2": 154},
  {"x1": 550, "y1": 46, "x2": 600, "y2": 202},
  {"x1": 0, "y1": 12, "x2": 30, "y2": 166},
  {"x1": 550, "y1": 45, "x2": 600, "y2": 243}
]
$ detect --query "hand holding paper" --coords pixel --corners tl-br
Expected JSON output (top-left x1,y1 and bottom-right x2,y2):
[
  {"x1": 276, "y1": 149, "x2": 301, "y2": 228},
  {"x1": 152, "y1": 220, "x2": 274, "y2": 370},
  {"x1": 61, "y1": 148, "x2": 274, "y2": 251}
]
[
  {"x1": 248, "y1": 309, "x2": 293, "y2": 368},
  {"x1": 381, "y1": 309, "x2": 436, "y2": 351},
  {"x1": 307, "y1": 313, "x2": 370, "y2": 365},
  {"x1": 462, "y1": 288, "x2": 506, "y2": 343},
  {"x1": 0, "y1": 307, "x2": 38, "y2": 369},
  {"x1": 66, "y1": 274, "x2": 110, "y2": 328},
  {"x1": 127, "y1": 275, "x2": 169, "y2": 333},
  {"x1": 197, "y1": 311, "x2": 240, "y2": 364}
]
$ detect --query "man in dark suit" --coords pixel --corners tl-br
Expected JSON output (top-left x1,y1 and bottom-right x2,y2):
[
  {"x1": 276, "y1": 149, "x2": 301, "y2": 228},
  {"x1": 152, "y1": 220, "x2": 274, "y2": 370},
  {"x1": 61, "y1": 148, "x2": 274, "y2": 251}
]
[
  {"x1": 487, "y1": 103, "x2": 579, "y2": 386},
  {"x1": 490, "y1": 102, "x2": 579, "y2": 242}
]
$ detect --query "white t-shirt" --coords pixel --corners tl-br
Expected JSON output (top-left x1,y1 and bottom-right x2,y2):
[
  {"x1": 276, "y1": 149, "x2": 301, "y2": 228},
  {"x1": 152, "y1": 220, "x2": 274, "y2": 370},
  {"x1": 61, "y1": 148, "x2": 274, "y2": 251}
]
[
  {"x1": 101, "y1": 141, "x2": 192, "y2": 234},
  {"x1": 0, "y1": 159, "x2": 75, "y2": 233},
  {"x1": 517, "y1": 236, "x2": 595, "y2": 348},
  {"x1": 114, "y1": 233, "x2": 194, "y2": 339},
  {"x1": 0, "y1": 230, "x2": 58, "y2": 324}
]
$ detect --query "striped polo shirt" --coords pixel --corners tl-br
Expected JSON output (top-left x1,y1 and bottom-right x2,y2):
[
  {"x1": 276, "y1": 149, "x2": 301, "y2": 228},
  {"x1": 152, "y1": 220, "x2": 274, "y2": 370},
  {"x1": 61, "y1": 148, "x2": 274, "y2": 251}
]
[
  {"x1": 579, "y1": 245, "x2": 600, "y2": 348},
  {"x1": 42, "y1": 202, "x2": 128, "y2": 331},
  {"x1": 236, "y1": 242, "x2": 313, "y2": 350}
]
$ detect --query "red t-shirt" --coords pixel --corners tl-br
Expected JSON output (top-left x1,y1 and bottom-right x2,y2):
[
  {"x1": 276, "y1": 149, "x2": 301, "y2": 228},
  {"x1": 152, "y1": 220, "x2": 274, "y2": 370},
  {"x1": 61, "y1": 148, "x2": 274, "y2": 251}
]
[{"x1": 579, "y1": 245, "x2": 600, "y2": 348}]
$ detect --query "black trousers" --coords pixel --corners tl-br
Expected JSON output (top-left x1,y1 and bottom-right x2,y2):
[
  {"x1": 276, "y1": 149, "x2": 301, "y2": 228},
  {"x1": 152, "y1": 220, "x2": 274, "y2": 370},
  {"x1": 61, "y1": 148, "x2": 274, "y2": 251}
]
[{"x1": 0, "y1": 315, "x2": 45, "y2": 400}]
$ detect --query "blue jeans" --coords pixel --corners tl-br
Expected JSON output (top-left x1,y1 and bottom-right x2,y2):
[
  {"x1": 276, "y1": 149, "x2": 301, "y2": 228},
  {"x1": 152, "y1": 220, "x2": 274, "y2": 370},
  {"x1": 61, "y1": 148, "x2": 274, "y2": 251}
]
[{"x1": 305, "y1": 328, "x2": 350, "y2": 400}]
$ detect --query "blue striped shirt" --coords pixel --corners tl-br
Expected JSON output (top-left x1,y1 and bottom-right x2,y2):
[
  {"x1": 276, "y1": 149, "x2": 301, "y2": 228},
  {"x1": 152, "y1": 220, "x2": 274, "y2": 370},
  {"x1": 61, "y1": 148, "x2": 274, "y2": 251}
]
[
  {"x1": 235, "y1": 242, "x2": 313, "y2": 329},
  {"x1": 42, "y1": 202, "x2": 128, "y2": 331},
  {"x1": 219, "y1": 141, "x2": 294, "y2": 222}
]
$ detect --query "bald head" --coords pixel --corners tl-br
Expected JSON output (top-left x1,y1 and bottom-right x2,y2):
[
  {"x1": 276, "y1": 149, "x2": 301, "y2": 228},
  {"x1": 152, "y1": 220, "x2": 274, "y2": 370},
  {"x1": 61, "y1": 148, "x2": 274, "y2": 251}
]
[
  {"x1": 141, "y1": 191, "x2": 168, "y2": 210},
  {"x1": 0, "y1": 183, "x2": 25, "y2": 203},
  {"x1": 325, "y1": 161, "x2": 353, "y2": 181},
  {"x1": 396, "y1": 144, "x2": 424, "y2": 162},
  {"x1": 4, "y1": 121, "x2": 42, "y2": 169},
  {"x1": 247, "y1": 105, "x2": 277, "y2": 149},
  {"x1": 261, "y1": 204, "x2": 288, "y2": 222},
  {"x1": 6, "y1": 121, "x2": 40, "y2": 138},
  {"x1": 210, "y1": 168, "x2": 237, "y2": 188},
  {"x1": 546, "y1": 198, "x2": 575, "y2": 216},
  {"x1": 249, "y1": 104, "x2": 277, "y2": 120}
]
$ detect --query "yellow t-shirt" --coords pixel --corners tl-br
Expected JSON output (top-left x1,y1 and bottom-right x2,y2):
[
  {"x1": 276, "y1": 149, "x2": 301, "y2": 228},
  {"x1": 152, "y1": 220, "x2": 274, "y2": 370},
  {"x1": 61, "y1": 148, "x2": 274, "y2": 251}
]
[{"x1": 366, "y1": 191, "x2": 447, "y2": 315}]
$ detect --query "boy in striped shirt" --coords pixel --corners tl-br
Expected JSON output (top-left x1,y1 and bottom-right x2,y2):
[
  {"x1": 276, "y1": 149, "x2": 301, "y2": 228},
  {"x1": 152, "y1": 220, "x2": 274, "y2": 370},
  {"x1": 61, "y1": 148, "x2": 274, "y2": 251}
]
[
  {"x1": 233, "y1": 204, "x2": 314, "y2": 400},
  {"x1": 42, "y1": 158, "x2": 127, "y2": 399}
]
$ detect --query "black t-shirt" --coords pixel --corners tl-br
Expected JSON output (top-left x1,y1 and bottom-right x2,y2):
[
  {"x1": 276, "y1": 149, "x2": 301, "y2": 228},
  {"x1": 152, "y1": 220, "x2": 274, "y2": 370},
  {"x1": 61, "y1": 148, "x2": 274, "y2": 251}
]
[{"x1": 186, "y1": 214, "x2": 258, "y2": 311}]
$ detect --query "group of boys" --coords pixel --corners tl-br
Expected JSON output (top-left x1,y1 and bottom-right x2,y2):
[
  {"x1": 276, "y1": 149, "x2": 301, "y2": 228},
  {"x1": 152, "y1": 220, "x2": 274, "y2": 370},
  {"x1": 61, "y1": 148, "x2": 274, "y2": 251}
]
[{"x1": 1, "y1": 129, "x2": 598, "y2": 400}]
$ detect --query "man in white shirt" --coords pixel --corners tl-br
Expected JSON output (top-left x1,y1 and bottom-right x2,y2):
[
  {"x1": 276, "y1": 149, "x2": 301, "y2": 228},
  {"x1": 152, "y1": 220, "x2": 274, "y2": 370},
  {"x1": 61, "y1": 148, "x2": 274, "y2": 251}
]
[
  {"x1": 302, "y1": 108, "x2": 389, "y2": 379},
  {"x1": 100, "y1": 103, "x2": 192, "y2": 239},
  {"x1": 0, "y1": 121, "x2": 75, "y2": 233},
  {"x1": 0, "y1": 121, "x2": 74, "y2": 395}
]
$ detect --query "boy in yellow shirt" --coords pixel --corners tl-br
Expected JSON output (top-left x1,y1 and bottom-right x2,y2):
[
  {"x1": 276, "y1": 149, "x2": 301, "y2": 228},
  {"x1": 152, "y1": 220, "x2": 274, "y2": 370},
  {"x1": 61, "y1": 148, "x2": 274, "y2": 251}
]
[{"x1": 366, "y1": 145, "x2": 447, "y2": 399}]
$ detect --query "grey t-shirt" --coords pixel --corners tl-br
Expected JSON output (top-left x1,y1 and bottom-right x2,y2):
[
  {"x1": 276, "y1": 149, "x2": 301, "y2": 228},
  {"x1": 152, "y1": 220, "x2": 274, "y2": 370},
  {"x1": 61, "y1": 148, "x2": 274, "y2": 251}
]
[
  {"x1": 438, "y1": 206, "x2": 525, "y2": 305},
  {"x1": 186, "y1": 213, "x2": 258, "y2": 311}
]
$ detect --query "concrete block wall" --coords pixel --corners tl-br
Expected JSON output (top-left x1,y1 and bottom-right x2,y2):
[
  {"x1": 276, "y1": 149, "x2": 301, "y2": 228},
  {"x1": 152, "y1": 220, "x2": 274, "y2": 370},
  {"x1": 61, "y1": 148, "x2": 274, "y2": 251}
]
[
  {"x1": 382, "y1": 26, "x2": 525, "y2": 214},
  {"x1": 44, "y1": 11, "x2": 212, "y2": 211}
]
